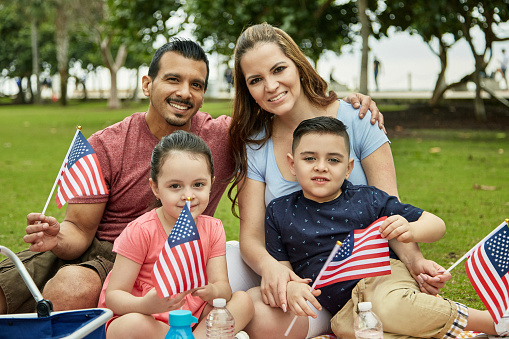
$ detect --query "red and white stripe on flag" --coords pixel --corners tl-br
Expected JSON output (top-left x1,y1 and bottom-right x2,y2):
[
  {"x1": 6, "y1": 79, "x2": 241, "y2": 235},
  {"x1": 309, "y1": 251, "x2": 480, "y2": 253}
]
[
  {"x1": 151, "y1": 202, "x2": 207, "y2": 298},
  {"x1": 314, "y1": 217, "x2": 391, "y2": 289},
  {"x1": 465, "y1": 223, "x2": 509, "y2": 324},
  {"x1": 55, "y1": 131, "x2": 108, "y2": 208}
]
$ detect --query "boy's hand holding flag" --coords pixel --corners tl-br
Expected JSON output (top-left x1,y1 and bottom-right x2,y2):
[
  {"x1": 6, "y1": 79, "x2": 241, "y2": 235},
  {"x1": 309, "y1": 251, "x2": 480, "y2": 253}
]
[{"x1": 285, "y1": 217, "x2": 391, "y2": 336}]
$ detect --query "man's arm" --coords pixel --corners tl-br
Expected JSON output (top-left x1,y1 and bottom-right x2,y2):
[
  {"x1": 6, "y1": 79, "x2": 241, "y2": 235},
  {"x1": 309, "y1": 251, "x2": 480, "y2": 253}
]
[
  {"x1": 343, "y1": 93, "x2": 385, "y2": 132},
  {"x1": 25, "y1": 202, "x2": 106, "y2": 260}
]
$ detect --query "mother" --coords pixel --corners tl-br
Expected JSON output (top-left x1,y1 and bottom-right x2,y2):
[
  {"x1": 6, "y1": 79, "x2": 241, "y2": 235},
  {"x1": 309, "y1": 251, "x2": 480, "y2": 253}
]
[{"x1": 226, "y1": 23, "x2": 450, "y2": 338}]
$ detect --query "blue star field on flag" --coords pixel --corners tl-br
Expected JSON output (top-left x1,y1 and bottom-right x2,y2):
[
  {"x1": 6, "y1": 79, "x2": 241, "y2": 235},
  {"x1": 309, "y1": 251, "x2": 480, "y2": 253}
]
[
  {"x1": 484, "y1": 227, "x2": 509, "y2": 277},
  {"x1": 66, "y1": 132, "x2": 95, "y2": 169},
  {"x1": 333, "y1": 232, "x2": 354, "y2": 261},
  {"x1": 168, "y1": 204, "x2": 200, "y2": 246}
]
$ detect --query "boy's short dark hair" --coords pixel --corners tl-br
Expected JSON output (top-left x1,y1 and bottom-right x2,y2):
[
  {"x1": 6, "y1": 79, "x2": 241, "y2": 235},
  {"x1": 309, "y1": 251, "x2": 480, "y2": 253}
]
[
  {"x1": 148, "y1": 38, "x2": 210, "y2": 90},
  {"x1": 292, "y1": 116, "x2": 350, "y2": 155}
]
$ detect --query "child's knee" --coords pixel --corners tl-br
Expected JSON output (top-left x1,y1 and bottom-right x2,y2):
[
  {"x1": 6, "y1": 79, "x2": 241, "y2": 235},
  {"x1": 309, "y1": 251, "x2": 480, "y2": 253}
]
[
  {"x1": 232, "y1": 291, "x2": 254, "y2": 315},
  {"x1": 109, "y1": 313, "x2": 165, "y2": 338}
]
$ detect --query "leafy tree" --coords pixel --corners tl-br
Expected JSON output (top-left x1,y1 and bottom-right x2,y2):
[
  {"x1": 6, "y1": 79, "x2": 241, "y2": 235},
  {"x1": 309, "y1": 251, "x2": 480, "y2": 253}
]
[
  {"x1": 71, "y1": 0, "x2": 183, "y2": 109},
  {"x1": 19, "y1": 0, "x2": 50, "y2": 104},
  {"x1": 358, "y1": 0, "x2": 370, "y2": 93},
  {"x1": 185, "y1": 0, "x2": 359, "y2": 64},
  {"x1": 376, "y1": 0, "x2": 462, "y2": 104},
  {"x1": 68, "y1": 31, "x2": 103, "y2": 101},
  {"x1": 123, "y1": 42, "x2": 153, "y2": 102},
  {"x1": 451, "y1": 0, "x2": 509, "y2": 120},
  {"x1": 377, "y1": 0, "x2": 509, "y2": 120},
  {"x1": 0, "y1": 1, "x2": 55, "y2": 104}
]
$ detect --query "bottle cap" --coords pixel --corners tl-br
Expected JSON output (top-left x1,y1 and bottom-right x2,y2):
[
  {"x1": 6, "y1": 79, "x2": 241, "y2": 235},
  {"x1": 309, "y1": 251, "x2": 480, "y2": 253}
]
[
  {"x1": 357, "y1": 302, "x2": 372, "y2": 312},
  {"x1": 212, "y1": 298, "x2": 227, "y2": 307},
  {"x1": 168, "y1": 310, "x2": 198, "y2": 327}
]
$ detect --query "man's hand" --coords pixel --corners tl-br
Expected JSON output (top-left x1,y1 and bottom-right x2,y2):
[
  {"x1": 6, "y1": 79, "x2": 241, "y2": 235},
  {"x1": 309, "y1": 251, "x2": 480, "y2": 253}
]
[
  {"x1": 343, "y1": 93, "x2": 385, "y2": 133},
  {"x1": 24, "y1": 213, "x2": 60, "y2": 252}
]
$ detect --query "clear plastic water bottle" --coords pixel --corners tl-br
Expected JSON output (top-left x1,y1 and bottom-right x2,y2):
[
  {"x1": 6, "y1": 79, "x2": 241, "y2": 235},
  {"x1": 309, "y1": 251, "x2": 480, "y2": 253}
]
[
  {"x1": 353, "y1": 302, "x2": 383, "y2": 339},
  {"x1": 206, "y1": 298, "x2": 235, "y2": 339}
]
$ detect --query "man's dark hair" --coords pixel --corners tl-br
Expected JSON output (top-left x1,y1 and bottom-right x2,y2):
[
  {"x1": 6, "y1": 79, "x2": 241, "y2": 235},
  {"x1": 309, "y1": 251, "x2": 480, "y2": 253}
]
[
  {"x1": 148, "y1": 38, "x2": 210, "y2": 90},
  {"x1": 292, "y1": 116, "x2": 350, "y2": 156}
]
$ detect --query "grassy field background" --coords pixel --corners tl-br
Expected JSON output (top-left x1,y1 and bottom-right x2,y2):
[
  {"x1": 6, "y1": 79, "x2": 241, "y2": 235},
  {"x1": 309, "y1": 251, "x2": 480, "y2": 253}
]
[{"x1": 0, "y1": 99, "x2": 507, "y2": 310}]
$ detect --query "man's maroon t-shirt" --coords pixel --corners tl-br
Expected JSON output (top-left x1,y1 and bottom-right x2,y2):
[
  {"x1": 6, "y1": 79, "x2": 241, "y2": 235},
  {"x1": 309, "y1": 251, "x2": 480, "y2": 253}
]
[{"x1": 70, "y1": 111, "x2": 233, "y2": 242}]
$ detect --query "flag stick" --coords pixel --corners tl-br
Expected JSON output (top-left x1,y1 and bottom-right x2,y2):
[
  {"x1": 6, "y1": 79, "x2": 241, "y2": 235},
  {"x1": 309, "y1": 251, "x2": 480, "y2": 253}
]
[
  {"x1": 41, "y1": 127, "x2": 82, "y2": 215},
  {"x1": 446, "y1": 220, "x2": 509, "y2": 272},
  {"x1": 284, "y1": 241, "x2": 342, "y2": 337}
]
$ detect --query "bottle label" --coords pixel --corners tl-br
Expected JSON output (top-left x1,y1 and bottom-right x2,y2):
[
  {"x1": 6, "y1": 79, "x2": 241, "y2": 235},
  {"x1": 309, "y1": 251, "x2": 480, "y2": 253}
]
[{"x1": 354, "y1": 329, "x2": 383, "y2": 339}]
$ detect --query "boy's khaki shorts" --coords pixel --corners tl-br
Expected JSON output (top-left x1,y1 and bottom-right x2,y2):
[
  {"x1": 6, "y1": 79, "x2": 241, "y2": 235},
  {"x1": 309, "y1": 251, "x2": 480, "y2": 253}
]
[
  {"x1": 0, "y1": 238, "x2": 115, "y2": 314},
  {"x1": 331, "y1": 259, "x2": 467, "y2": 339}
]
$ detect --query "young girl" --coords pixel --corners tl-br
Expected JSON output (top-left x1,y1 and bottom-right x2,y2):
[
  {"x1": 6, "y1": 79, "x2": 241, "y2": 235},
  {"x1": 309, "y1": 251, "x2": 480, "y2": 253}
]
[{"x1": 98, "y1": 130, "x2": 253, "y2": 339}]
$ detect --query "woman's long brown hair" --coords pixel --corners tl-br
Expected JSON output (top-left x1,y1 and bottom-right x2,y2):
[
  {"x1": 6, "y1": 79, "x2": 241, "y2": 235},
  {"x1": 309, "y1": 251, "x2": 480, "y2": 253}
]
[{"x1": 228, "y1": 23, "x2": 337, "y2": 217}]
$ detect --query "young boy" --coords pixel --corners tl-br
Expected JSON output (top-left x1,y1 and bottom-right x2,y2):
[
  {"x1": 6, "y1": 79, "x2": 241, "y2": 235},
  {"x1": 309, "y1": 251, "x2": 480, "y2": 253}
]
[{"x1": 264, "y1": 116, "x2": 509, "y2": 338}]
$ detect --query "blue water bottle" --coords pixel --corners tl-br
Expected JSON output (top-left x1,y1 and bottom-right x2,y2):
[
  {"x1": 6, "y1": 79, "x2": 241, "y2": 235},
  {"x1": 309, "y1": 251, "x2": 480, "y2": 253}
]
[{"x1": 165, "y1": 310, "x2": 198, "y2": 339}]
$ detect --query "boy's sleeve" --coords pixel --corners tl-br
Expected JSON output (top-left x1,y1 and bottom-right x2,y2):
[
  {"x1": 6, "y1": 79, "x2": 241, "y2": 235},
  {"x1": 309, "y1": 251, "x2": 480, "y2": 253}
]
[
  {"x1": 265, "y1": 201, "x2": 290, "y2": 262},
  {"x1": 376, "y1": 189, "x2": 424, "y2": 222}
]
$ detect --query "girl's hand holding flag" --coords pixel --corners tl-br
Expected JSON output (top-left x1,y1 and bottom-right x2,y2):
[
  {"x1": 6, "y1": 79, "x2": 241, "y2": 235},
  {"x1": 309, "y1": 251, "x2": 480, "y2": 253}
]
[{"x1": 139, "y1": 288, "x2": 191, "y2": 315}]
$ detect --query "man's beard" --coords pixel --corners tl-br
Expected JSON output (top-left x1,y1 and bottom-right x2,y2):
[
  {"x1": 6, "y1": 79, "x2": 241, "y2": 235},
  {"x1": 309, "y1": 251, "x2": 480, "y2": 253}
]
[
  {"x1": 164, "y1": 97, "x2": 194, "y2": 127},
  {"x1": 165, "y1": 116, "x2": 187, "y2": 127}
]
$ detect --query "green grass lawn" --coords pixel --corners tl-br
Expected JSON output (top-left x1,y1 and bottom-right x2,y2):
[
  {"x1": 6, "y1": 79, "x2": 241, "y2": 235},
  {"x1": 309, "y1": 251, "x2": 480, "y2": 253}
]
[{"x1": 0, "y1": 99, "x2": 508, "y2": 310}]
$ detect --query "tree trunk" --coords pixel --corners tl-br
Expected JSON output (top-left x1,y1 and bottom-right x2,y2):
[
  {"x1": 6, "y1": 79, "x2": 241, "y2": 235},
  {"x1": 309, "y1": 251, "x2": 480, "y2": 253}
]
[
  {"x1": 132, "y1": 68, "x2": 140, "y2": 102},
  {"x1": 82, "y1": 79, "x2": 88, "y2": 101},
  {"x1": 55, "y1": 2, "x2": 69, "y2": 106},
  {"x1": 98, "y1": 37, "x2": 127, "y2": 109},
  {"x1": 31, "y1": 18, "x2": 41, "y2": 104},
  {"x1": 358, "y1": 0, "x2": 370, "y2": 94},
  {"x1": 109, "y1": 68, "x2": 120, "y2": 109},
  {"x1": 473, "y1": 70, "x2": 486, "y2": 121},
  {"x1": 27, "y1": 76, "x2": 34, "y2": 103},
  {"x1": 430, "y1": 42, "x2": 448, "y2": 106}
]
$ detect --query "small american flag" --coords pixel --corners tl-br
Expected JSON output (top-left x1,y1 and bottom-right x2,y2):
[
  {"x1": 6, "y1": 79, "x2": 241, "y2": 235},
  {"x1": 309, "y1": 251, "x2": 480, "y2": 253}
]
[
  {"x1": 151, "y1": 201, "x2": 207, "y2": 298},
  {"x1": 314, "y1": 217, "x2": 391, "y2": 289},
  {"x1": 465, "y1": 222, "x2": 509, "y2": 324},
  {"x1": 55, "y1": 131, "x2": 108, "y2": 208}
]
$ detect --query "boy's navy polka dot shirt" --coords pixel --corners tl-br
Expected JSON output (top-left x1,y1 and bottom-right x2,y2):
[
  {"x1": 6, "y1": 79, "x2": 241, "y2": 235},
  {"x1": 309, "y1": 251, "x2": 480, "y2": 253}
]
[{"x1": 265, "y1": 180, "x2": 423, "y2": 314}]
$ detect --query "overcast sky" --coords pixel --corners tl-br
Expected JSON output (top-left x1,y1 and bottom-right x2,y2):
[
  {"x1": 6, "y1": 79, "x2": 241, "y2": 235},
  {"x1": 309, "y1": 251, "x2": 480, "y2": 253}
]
[{"x1": 318, "y1": 25, "x2": 509, "y2": 92}]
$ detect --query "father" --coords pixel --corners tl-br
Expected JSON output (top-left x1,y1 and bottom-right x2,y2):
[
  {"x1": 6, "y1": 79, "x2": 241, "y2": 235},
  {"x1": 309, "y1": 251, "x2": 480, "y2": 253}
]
[{"x1": 0, "y1": 38, "x2": 380, "y2": 314}]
